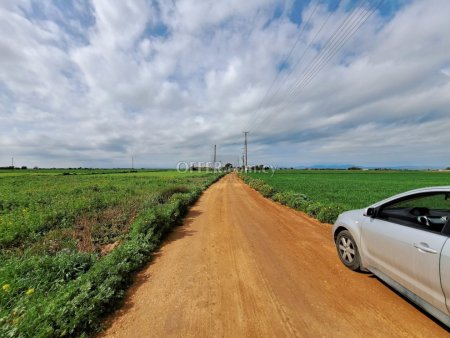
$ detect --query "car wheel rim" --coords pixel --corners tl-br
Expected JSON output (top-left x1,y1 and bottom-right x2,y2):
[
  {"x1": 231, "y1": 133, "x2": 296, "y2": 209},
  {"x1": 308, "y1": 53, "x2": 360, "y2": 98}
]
[{"x1": 339, "y1": 236, "x2": 355, "y2": 264}]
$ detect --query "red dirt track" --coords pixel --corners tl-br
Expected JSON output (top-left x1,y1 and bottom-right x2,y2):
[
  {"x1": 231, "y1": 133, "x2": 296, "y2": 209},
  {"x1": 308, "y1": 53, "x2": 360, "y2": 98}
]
[{"x1": 102, "y1": 174, "x2": 449, "y2": 337}]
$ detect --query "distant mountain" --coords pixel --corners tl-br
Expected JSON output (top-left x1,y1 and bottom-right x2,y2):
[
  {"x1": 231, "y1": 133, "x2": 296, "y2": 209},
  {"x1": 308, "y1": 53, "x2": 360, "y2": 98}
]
[
  {"x1": 380, "y1": 165, "x2": 443, "y2": 170},
  {"x1": 294, "y1": 164, "x2": 357, "y2": 170},
  {"x1": 291, "y1": 164, "x2": 445, "y2": 170}
]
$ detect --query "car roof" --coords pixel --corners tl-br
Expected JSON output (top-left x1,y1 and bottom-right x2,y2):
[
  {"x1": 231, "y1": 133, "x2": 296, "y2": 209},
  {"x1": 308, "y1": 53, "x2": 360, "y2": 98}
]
[{"x1": 370, "y1": 186, "x2": 450, "y2": 208}]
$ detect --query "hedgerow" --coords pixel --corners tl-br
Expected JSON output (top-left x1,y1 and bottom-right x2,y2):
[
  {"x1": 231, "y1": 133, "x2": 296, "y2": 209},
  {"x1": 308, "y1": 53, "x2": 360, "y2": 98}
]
[{"x1": 239, "y1": 174, "x2": 344, "y2": 224}]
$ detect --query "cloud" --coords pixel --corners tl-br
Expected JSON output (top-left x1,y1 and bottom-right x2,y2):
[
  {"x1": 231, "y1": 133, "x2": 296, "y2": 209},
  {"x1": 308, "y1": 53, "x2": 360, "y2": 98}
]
[
  {"x1": 442, "y1": 67, "x2": 450, "y2": 77},
  {"x1": 0, "y1": 0, "x2": 449, "y2": 168}
]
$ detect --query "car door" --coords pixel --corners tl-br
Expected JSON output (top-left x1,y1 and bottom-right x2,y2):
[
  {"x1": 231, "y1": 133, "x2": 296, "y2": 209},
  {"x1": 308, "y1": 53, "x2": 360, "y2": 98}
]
[
  {"x1": 440, "y1": 238, "x2": 450, "y2": 313},
  {"x1": 361, "y1": 193, "x2": 449, "y2": 314},
  {"x1": 411, "y1": 230, "x2": 448, "y2": 314},
  {"x1": 362, "y1": 216, "x2": 419, "y2": 294}
]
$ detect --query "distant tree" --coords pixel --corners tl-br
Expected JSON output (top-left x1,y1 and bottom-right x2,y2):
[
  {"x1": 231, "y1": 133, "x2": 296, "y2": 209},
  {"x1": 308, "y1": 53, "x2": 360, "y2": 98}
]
[
  {"x1": 348, "y1": 166, "x2": 362, "y2": 170},
  {"x1": 21, "y1": 166, "x2": 27, "y2": 170},
  {"x1": 223, "y1": 163, "x2": 233, "y2": 170}
]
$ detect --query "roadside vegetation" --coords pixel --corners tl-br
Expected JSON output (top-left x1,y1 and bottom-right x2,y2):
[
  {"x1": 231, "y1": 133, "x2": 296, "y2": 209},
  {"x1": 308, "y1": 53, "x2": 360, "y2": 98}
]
[
  {"x1": 0, "y1": 169, "x2": 223, "y2": 337},
  {"x1": 240, "y1": 170, "x2": 450, "y2": 223}
]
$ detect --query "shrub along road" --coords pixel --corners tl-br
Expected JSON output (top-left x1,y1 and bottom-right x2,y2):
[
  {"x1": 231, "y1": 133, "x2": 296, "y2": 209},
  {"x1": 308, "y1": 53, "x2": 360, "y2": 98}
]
[{"x1": 102, "y1": 173, "x2": 449, "y2": 337}]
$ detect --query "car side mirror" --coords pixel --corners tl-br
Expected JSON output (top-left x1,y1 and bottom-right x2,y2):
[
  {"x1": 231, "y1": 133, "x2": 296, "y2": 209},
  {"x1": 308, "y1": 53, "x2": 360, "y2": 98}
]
[{"x1": 364, "y1": 207, "x2": 376, "y2": 218}]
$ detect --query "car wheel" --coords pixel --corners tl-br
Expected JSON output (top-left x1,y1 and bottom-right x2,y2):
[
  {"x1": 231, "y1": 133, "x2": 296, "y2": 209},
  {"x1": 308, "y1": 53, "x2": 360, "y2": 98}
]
[{"x1": 336, "y1": 230, "x2": 361, "y2": 271}]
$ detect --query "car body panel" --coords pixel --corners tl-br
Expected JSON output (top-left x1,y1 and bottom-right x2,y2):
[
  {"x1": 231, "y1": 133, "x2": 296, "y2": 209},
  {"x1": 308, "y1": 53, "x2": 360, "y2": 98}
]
[
  {"x1": 332, "y1": 209, "x2": 367, "y2": 269},
  {"x1": 440, "y1": 241, "x2": 450, "y2": 313},
  {"x1": 361, "y1": 217, "x2": 418, "y2": 295},
  {"x1": 332, "y1": 186, "x2": 450, "y2": 327},
  {"x1": 412, "y1": 233, "x2": 448, "y2": 314},
  {"x1": 369, "y1": 265, "x2": 450, "y2": 328},
  {"x1": 362, "y1": 217, "x2": 448, "y2": 314}
]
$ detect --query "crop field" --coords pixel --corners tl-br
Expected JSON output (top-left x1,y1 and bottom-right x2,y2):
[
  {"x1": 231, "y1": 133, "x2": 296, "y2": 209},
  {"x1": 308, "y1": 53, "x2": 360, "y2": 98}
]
[
  {"x1": 248, "y1": 170, "x2": 450, "y2": 209},
  {"x1": 242, "y1": 170, "x2": 450, "y2": 224},
  {"x1": 0, "y1": 169, "x2": 221, "y2": 336}
]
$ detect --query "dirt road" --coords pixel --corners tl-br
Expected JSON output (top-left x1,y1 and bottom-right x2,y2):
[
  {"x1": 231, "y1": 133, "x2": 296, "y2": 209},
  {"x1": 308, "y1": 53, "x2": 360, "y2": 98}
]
[{"x1": 102, "y1": 174, "x2": 449, "y2": 337}]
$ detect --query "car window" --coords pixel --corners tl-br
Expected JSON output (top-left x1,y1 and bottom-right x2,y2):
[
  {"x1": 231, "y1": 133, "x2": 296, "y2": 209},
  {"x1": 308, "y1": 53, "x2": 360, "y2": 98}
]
[
  {"x1": 378, "y1": 193, "x2": 450, "y2": 233},
  {"x1": 388, "y1": 194, "x2": 450, "y2": 210}
]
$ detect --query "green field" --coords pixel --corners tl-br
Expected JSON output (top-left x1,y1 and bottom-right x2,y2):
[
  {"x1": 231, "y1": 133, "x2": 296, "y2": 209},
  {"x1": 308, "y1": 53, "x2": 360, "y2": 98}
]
[
  {"x1": 241, "y1": 170, "x2": 450, "y2": 224},
  {"x1": 0, "y1": 169, "x2": 211, "y2": 251},
  {"x1": 0, "y1": 169, "x2": 221, "y2": 336},
  {"x1": 248, "y1": 170, "x2": 450, "y2": 209}
]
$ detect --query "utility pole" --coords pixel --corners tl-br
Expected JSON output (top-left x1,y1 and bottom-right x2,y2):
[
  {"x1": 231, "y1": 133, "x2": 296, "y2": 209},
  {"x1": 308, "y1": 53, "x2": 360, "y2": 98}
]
[
  {"x1": 131, "y1": 155, "x2": 134, "y2": 169},
  {"x1": 11, "y1": 157, "x2": 14, "y2": 167},
  {"x1": 243, "y1": 131, "x2": 249, "y2": 171},
  {"x1": 213, "y1": 145, "x2": 217, "y2": 164}
]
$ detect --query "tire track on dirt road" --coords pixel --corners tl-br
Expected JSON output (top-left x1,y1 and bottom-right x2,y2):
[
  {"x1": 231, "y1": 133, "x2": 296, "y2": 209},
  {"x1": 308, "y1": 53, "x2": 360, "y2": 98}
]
[{"x1": 101, "y1": 174, "x2": 449, "y2": 337}]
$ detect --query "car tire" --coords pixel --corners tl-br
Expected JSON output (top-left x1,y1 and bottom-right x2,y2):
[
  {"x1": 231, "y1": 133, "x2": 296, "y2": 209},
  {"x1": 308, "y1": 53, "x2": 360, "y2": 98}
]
[{"x1": 335, "y1": 230, "x2": 361, "y2": 271}]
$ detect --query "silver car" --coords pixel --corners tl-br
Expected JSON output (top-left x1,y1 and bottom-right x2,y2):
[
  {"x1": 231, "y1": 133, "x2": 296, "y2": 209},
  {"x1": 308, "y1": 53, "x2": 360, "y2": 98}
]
[{"x1": 332, "y1": 186, "x2": 450, "y2": 327}]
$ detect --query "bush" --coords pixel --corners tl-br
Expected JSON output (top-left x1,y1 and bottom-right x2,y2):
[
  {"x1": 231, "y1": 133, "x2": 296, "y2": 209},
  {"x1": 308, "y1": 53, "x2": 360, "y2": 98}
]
[
  {"x1": 258, "y1": 184, "x2": 277, "y2": 198},
  {"x1": 239, "y1": 173, "x2": 344, "y2": 224},
  {"x1": 240, "y1": 177, "x2": 277, "y2": 198},
  {"x1": 157, "y1": 186, "x2": 190, "y2": 204},
  {"x1": 317, "y1": 203, "x2": 345, "y2": 223},
  {"x1": 272, "y1": 191, "x2": 310, "y2": 210},
  {"x1": 306, "y1": 202, "x2": 323, "y2": 217}
]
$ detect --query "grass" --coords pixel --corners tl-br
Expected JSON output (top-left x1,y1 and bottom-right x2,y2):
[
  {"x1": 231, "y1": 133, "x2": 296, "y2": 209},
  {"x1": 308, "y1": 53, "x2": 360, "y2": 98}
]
[
  {"x1": 241, "y1": 170, "x2": 450, "y2": 223},
  {"x1": 0, "y1": 169, "x2": 223, "y2": 337},
  {"x1": 0, "y1": 170, "x2": 212, "y2": 251},
  {"x1": 247, "y1": 170, "x2": 450, "y2": 209}
]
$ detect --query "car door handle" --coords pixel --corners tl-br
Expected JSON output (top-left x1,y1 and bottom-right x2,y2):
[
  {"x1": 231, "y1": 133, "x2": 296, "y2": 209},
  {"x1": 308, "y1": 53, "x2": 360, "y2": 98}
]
[{"x1": 413, "y1": 243, "x2": 437, "y2": 254}]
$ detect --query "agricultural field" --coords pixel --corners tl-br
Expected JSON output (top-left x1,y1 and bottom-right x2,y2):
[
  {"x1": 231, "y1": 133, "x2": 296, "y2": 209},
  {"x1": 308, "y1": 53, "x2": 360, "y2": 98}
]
[
  {"x1": 243, "y1": 170, "x2": 450, "y2": 223},
  {"x1": 248, "y1": 170, "x2": 450, "y2": 209},
  {"x1": 0, "y1": 169, "x2": 222, "y2": 336}
]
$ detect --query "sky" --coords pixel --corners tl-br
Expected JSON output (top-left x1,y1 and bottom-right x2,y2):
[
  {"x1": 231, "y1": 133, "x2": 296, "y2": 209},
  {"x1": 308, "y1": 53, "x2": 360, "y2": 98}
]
[{"x1": 0, "y1": 0, "x2": 449, "y2": 169}]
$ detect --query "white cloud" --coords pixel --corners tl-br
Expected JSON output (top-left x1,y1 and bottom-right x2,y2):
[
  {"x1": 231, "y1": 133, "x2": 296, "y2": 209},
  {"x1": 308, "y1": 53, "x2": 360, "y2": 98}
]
[
  {"x1": 441, "y1": 67, "x2": 450, "y2": 77},
  {"x1": 0, "y1": 0, "x2": 449, "y2": 168}
]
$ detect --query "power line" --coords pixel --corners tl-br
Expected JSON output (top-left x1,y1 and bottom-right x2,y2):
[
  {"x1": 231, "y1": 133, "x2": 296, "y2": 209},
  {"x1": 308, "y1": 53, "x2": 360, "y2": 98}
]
[
  {"x1": 245, "y1": 0, "x2": 346, "y2": 131},
  {"x1": 273, "y1": 1, "x2": 368, "y2": 105},
  {"x1": 250, "y1": 0, "x2": 382, "y2": 131},
  {"x1": 254, "y1": 1, "x2": 322, "y2": 115},
  {"x1": 290, "y1": 0, "x2": 382, "y2": 93},
  {"x1": 247, "y1": 5, "x2": 334, "y2": 131},
  {"x1": 269, "y1": 8, "x2": 368, "y2": 114}
]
